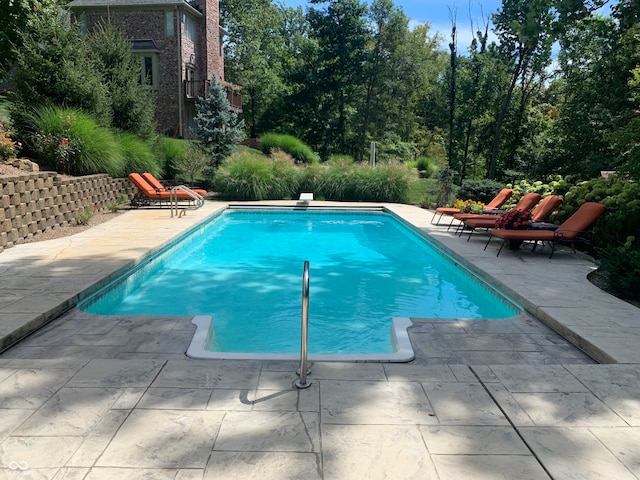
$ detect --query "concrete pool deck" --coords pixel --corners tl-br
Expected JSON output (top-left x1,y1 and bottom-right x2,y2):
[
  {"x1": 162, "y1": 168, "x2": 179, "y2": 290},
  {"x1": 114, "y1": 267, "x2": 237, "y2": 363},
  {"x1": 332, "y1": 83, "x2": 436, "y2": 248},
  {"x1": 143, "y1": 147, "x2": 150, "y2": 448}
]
[{"x1": 0, "y1": 201, "x2": 639, "y2": 479}]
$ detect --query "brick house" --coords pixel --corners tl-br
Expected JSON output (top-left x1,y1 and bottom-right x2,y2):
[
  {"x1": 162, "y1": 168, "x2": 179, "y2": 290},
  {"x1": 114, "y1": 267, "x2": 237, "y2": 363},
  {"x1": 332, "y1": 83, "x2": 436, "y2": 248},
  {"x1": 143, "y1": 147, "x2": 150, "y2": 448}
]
[{"x1": 66, "y1": 0, "x2": 242, "y2": 138}]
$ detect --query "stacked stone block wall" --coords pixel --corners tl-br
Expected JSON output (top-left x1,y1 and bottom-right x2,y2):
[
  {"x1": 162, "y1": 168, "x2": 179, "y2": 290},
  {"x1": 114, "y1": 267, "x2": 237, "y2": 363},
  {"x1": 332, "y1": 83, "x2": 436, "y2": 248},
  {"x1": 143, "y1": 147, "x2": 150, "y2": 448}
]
[{"x1": 0, "y1": 172, "x2": 137, "y2": 252}]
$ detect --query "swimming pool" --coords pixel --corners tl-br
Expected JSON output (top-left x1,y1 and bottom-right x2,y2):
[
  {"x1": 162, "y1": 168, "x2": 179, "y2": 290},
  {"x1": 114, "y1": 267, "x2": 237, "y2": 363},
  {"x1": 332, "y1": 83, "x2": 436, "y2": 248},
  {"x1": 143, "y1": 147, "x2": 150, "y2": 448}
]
[{"x1": 80, "y1": 208, "x2": 520, "y2": 361}]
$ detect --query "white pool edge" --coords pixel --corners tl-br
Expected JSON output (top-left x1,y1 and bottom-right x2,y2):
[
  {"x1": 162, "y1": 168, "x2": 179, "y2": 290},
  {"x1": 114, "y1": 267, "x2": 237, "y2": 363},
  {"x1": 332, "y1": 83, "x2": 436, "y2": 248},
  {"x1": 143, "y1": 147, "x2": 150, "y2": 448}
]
[{"x1": 187, "y1": 316, "x2": 415, "y2": 362}]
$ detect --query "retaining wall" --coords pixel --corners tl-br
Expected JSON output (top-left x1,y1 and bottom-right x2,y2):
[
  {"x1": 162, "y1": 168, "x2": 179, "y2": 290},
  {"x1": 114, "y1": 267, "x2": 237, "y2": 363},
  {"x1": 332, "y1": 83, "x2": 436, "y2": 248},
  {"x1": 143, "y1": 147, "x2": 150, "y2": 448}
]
[{"x1": 0, "y1": 172, "x2": 137, "y2": 252}]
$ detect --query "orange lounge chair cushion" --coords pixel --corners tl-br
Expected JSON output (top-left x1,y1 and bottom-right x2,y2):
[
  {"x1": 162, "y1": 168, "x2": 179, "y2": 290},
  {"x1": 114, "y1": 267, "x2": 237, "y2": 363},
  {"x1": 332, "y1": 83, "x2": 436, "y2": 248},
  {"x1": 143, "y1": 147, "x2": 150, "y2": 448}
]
[
  {"x1": 530, "y1": 195, "x2": 563, "y2": 222},
  {"x1": 435, "y1": 207, "x2": 460, "y2": 215},
  {"x1": 490, "y1": 202, "x2": 606, "y2": 242},
  {"x1": 141, "y1": 172, "x2": 207, "y2": 197},
  {"x1": 129, "y1": 173, "x2": 203, "y2": 200},
  {"x1": 464, "y1": 217, "x2": 501, "y2": 229},
  {"x1": 490, "y1": 229, "x2": 557, "y2": 241},
  {"x1": 484, "y1": 188, "x2": 514, "y2": 210}
]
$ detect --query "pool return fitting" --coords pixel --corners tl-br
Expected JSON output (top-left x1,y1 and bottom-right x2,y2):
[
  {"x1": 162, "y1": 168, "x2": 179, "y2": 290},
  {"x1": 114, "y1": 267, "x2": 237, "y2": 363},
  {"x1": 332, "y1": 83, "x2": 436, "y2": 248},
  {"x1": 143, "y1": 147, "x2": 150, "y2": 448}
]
[{"x1": 295, "y1": 260, "x2": 312, "y2": 389}]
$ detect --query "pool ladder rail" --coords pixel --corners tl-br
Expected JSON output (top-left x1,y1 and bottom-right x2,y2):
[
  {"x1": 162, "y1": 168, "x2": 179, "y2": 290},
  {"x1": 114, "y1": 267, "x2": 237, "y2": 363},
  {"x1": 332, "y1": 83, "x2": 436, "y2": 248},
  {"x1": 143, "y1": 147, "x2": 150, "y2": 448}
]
[
  {"x1": 295, "y1": 260, "x2": 312, "y2": 389},
  {"x1": 170, "y1": 185, "x2": 205, "y2": 217}
]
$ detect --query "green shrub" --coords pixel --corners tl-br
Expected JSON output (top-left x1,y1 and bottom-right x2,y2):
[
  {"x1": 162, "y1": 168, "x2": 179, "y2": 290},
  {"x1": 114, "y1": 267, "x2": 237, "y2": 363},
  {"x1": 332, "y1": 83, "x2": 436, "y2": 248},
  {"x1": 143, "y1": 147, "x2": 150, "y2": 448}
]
[
  {"x1": 596, "y1": 243, "x2": 640, "y2": 300},
  {"x1": 75, "y1": 204, "x2": 95, "y2": 225},
  {"x1": 260, "y1": 133, "x2": 319, "y2": 164},
  {"x1": 559, "y1": 176, "x2": 640, "y2": 244},
  {"x1": 433, "y1": 166, "x2": 458, "y2": 207},
  {"x1": 559, "y1": 176, "x2": 640, "y2": 300},
  {"x1": 27, "y1": 106, "x2": 125, "y2": 177},
  {"x1": 106, "y1": 194, "x2": 129, "y2": 212},
  {"x1": 503, "y1": 175, "x2": 566, "y2": 209},
  {"x1": 172, "y1": 142, "x2": 209, "y2": 185},
  {"x1": 457, "y1": 179, "x2": 504, "y2": 204},
  {"x1": 415, "y1": 156, "x2": 437, "y2": 178},
  {"x1": 118, "y1": 132, "x2": 162, "y2": 176}
]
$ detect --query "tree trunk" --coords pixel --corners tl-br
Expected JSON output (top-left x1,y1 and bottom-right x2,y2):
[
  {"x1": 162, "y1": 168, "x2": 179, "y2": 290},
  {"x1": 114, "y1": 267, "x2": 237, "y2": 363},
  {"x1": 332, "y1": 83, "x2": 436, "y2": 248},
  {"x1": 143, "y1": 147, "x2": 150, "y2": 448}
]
[{"x1": 488, "y1": 49, "x2": 524, "y2": 179}]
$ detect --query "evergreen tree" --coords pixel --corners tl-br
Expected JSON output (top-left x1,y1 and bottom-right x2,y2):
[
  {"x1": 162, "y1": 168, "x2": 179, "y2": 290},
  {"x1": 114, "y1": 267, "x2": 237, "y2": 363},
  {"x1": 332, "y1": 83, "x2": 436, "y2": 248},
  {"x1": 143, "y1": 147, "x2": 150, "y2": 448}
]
[
  {"x1": 0, "y1": 0, "x2": 59, "y2": 75},
  {"x1": 194, "y1": 76, "x2": 245, "y2": 172},
  {"x1": 88, "y1": 23, "x2": 156, "y2": 138},
  {"x1": 10, "y1": 13, "x2": 110, "y2": 129}
]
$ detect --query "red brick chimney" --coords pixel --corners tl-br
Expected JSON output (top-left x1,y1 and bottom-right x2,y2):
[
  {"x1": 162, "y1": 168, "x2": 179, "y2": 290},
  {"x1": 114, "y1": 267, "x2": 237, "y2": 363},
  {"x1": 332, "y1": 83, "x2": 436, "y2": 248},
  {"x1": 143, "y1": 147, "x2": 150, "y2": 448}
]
[{"x1": 195, "y1": 0, "x2": 224, "y2": 82}]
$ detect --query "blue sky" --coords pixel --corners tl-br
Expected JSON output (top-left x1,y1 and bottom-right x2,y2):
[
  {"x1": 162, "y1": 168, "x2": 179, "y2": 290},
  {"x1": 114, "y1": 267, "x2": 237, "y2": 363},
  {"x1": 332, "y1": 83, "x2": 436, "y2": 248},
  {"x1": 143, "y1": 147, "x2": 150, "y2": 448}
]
[{"x1": 277, "y1": 0, "x2": 505, "y2": 49}]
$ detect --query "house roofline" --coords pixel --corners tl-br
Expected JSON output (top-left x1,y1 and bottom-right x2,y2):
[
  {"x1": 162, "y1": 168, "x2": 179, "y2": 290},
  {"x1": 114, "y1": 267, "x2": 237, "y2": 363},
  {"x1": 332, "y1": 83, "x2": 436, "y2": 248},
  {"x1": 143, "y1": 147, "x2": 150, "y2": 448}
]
[{"x1": 66, "y1": 0, "x2": 202, "y2": 17}]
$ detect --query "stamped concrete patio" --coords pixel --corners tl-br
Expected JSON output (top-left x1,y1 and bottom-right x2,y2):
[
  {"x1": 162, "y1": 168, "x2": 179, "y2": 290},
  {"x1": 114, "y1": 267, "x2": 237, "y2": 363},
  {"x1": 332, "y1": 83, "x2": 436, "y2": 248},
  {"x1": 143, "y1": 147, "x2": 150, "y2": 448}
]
[{"x1": 0, "y1": 201, "x2": 639, "y2": 479}]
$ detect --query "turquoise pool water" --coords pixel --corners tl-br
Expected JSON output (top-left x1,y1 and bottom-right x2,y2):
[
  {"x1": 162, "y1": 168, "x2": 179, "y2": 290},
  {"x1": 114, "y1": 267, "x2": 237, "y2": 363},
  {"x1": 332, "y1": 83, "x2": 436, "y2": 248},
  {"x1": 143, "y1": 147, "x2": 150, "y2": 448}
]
[{"x1": 80, "y1": 209, "x2": 519, "y2": 355}]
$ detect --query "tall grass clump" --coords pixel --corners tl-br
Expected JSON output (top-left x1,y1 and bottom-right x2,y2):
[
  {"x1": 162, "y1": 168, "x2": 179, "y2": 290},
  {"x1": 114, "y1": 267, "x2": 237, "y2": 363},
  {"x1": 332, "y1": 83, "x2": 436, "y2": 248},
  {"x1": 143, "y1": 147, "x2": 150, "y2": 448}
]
[
  {"x1": 28, "y1": 105, "x2": 125, "y2": 177},
  {"x1": 213, "y1": 151, "x2": 300, "y2": 200},
  {"x1": 310, "y1": 162, "x2": 414, "y2": 202},
  {"x1": 118, "y1": 132, "x2": 162, "y2": 176},
  {"x1": 299, "y1": 163, "x2": 325, "y2": 198},
  {"x1": 154, "y1": 136, "x2": 188, "y2": 179},
  {"x1": 354, "y1": 162, "x2": 412, "y2": 203},
  {"x1": 269, "y1": 150, "x2": 302, "y2": 199},
  {"x1": 414, "y1": 156, "x2": 437, "y2": 178},
  {"x1": 260, "y1": 133, "x2": 319, "y2": 164},
  {"x1": 327, "y1": 154, "x2": 354, "y2": 165},
  {"x1": 316, "y1": 161, "x2": 356, "y2": 201}
]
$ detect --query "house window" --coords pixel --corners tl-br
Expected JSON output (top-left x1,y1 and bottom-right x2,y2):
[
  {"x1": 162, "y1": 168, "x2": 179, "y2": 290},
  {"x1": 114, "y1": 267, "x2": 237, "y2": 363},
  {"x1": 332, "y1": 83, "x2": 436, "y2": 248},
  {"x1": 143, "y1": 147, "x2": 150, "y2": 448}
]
[
  {"x1": 165, "y1": 11, "x2": 174, "y2": 36},
  {"x1": 143, "y1": 56, "x2": 154, "y2": 85},
  {"x1": 183, "y1": 14, "x2": 196, "y2": 42},
  {"x1": 131, "y1": 40, "x2": 160, "y2": 89},
  {"x1": 185, "y1": 65, "x2": 197, "y2": 97},
  {"x1": 78, "y1": 13, "x2": 87, "y2": 36},
  {"x1": 134, "y1": 54, "x2": 159, "y2": 89},
  {"x1": 186, "y1": 65, "x2": 196, "y2": 82}
]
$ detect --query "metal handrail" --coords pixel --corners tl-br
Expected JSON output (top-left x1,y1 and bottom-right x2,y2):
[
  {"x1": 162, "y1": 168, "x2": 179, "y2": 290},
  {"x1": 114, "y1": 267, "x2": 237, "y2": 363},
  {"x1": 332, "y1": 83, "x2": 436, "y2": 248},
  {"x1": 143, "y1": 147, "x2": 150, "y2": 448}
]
[
  {"x1": 294, "y1": 260, "x2": 311, "y2": 389},
  {"x1": 170, "y1": 185, "x2": 205, "y2": 217}
]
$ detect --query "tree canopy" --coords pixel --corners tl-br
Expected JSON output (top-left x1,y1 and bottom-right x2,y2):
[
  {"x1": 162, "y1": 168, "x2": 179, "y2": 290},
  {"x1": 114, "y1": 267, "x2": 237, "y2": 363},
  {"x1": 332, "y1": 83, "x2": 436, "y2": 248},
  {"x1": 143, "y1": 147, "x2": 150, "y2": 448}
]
[{"x1": 218, "y1": 0, "x2": 638, "y2": 181}]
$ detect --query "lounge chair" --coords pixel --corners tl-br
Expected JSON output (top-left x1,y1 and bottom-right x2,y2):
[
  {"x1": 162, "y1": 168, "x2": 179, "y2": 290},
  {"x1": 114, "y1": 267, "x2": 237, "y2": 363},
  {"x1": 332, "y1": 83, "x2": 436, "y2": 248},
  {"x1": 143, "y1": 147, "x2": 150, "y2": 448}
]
[
  {"x1": 458, "y1": 194, "x2": 562, "y2": 241},
  {"x1": 128, "y1": 173, "x2": 205, "y2": 208},
  {"x1": 431, "y1": 188, "x2": 514, "y2": 225},
  {"x1": 453, "y1": 192, "x2": 543, "y2": 236},
  {"x1": 484, "y1": 201, "x2": 606, "y2": 257},
  {"x1": 141, "y1": 172, "x2": 207, "y2": 197}
]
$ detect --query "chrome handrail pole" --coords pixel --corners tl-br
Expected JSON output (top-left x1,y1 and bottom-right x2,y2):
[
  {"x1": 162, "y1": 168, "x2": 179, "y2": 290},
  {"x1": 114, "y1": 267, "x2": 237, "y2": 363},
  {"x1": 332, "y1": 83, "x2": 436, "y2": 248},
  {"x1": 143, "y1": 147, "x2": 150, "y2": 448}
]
[{"x1": 295, "y1": 260, "x2": 311, "y2": 389}]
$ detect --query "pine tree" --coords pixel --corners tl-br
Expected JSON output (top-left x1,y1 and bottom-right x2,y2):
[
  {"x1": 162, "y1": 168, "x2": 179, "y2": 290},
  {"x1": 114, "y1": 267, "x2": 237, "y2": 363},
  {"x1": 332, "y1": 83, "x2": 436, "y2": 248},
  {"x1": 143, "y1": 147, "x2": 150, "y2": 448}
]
[{"x1": 194, "y1": 77, "x2": 244, "y2": 172}]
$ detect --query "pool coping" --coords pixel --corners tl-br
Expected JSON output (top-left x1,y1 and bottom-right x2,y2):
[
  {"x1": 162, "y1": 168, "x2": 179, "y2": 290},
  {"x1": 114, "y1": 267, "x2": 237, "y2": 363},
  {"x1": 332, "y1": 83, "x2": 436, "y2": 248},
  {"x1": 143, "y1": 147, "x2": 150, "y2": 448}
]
[{"x1": 0, "y1": 200, "x2": 638, "y2": 364}]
